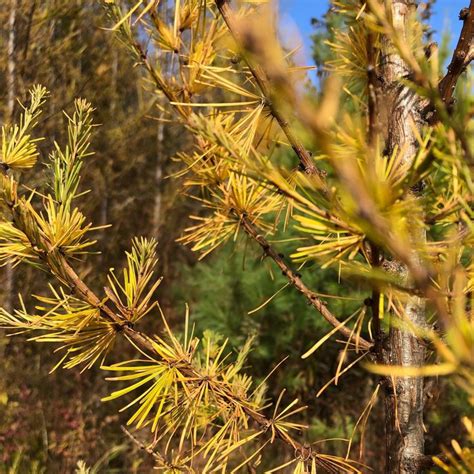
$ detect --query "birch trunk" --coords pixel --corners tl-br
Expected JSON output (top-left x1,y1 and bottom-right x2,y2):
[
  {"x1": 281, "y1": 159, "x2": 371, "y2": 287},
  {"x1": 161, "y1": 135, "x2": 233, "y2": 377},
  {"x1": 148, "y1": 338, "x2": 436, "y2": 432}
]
[{"x1": 379, "y1": 1, "x2": 427, "y2": 472}]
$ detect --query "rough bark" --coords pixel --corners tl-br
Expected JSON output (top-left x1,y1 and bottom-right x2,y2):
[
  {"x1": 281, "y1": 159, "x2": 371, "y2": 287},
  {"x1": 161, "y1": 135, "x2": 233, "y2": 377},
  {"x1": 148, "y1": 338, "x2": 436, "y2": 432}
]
[{"x1": 379, "y1": 2, "x2": 427, "y2": 472}]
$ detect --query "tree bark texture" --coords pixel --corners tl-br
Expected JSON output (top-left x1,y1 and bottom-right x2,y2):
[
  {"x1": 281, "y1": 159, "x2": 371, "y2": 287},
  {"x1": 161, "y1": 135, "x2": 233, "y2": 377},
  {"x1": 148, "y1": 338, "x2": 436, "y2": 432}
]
[
  {"x1": 379, "y1": 1, "x2": 427, "y2": 472},
  {"x1": 3, "y1": 0, "x2": 19, "y2": 314}
]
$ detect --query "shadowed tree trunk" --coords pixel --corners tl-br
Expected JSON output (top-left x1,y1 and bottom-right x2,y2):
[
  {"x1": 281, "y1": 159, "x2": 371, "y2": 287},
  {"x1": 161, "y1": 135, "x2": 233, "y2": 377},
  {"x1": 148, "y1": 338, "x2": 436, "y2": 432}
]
[
  {"x1": 4, "y1": 0, "x2": 19, "y2": 314},
  {"x1": 151, "y1": 1, "x2": 168, "y2": 237},
  {"x1": 152, "y1": 112, "x2": 164, "y2": 237},
  {"x1": 379, "y1": 1, "x2": 427, "y2": 472}
]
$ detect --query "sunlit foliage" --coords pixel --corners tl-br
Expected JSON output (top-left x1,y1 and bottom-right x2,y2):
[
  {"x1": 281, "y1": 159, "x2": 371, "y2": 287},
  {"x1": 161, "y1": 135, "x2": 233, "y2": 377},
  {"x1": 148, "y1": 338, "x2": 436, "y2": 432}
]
[
  {"x1": 0, "y1": 0, "x2": 472, "y2": 471},
  {"x1": 101, "y1": 0, "x2": 472, "y2": 469},
  {"x1": 0, "y1": 86, "x2": 362, "y2": 472}
]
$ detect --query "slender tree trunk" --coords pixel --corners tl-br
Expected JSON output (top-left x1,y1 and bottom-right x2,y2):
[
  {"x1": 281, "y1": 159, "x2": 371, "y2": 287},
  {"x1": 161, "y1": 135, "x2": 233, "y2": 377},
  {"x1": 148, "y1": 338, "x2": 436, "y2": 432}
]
[
  {"x1": 152, "y1": 119, "x2": 164, "y2": 236},
  {"x1": 99, "y1": 49, "x2": 118, "y2": 266},
  {"x1": 6, "y1": 0, "x2": 17, "y2": 116},
  {"x1": 379, "y1": 2, "x2": 427, "y2": 472},
  {"x1": 4, "y1": 0, "x2": 19, "y2": 313},
  {"x1": 152, "y1": 4, "x2": 167, "y2": 237}
]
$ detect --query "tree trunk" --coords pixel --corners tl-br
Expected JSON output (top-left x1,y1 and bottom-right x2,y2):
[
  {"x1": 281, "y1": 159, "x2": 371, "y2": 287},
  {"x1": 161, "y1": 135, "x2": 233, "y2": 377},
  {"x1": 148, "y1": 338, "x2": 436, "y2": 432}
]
[
  {"x1": 6, "y1": 0, "x2": 17, "y2": 122},
  {"x1": 4, "y1": 0, "x2": 19, "y2": 313},
  {"x1": 152, "y1": 120, "x2": 164, "y2": 237},
  {"x1": 152, "y1": 6, "x2": 167, "y2": 238},
  {"x1": 379, "y1": 1, "x2": 427, "y2": 472}
]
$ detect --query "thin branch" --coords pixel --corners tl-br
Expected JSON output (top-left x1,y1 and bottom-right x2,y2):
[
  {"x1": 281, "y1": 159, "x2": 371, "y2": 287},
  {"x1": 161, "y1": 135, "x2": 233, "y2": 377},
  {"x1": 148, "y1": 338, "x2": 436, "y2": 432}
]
[
  {"x1": 418, "y1": 454, "x2": 449, "y2": 470},
  {"x1": 122, "y1": 36, "x2": 369, "y2": 350},
  {"x1": 0, "y1": 170, "x2": 326, "y2": 463},
  {"x1": 121, "y1": 426, "x2": 177, "y2": 469},
  {"x1": 239, "y1": 215, "x2": 373, "y2": 352},
  {"x1": 214, "y1": 0, "x2": 327, "y2": 187},
  {"x1": 366, "y1": 28, "x2": 379, "y2": 146},
  {"x1": 131, "y1": 40, "x2": 188, "y2": 119},
  {"x1": 438, "y1": 2, "x2": 474, "y2": 106},
  {"x1": 121, "y1": 426, "x2": 163, "y2": 462},
  {"x1": 365, "y1": 10, "x2": 384, "y2": 362},
  {"x1": 1, "y1": 169, "x2": 157, "y2": 354}
]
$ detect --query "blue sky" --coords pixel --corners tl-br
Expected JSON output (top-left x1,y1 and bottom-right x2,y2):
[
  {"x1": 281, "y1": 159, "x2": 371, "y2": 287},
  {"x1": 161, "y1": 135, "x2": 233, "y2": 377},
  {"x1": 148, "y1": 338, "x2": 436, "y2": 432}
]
[{"x1": 279, "y1": 0, "x2": 466, "y2": 65}]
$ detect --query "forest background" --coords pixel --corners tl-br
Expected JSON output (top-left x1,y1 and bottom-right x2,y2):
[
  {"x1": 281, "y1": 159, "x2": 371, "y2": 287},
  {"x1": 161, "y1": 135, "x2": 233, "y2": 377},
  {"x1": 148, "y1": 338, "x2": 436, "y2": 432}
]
[{"x1": 0, "y1": 0, "x2": 471, "y2": 472}]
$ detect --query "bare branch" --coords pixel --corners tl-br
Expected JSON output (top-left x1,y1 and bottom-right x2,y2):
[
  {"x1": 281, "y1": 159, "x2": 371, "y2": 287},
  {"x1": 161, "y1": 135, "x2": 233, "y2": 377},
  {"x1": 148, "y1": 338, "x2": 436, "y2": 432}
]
[
  {"x1": 438, "y1": 2, "x2": 474, "y2": 106},
  {"x1": 240, "y1": 216, "x2": 373, "y2": 352},
  {"x1": 121, "y1": 426, "x2": 164, "y2": 463}
]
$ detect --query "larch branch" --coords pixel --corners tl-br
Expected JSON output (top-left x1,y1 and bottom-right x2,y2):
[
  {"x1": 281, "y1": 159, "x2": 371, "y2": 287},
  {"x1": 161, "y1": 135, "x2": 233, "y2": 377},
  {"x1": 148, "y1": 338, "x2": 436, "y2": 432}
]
[
  {"x1": 240, "y1": 216, "x2": 373, "y2": 352},
  {"x1": 214, "y1": 0, "x2": 327, "y2": 187},
  {"x1": 438, "y1": 1, "x2": 474, "y2": 106},
  {"x1": 0, "y1": 170, "x2": 322, "y2": 464},
  {"x1": 126, "y1": 36, "x2": 368, "y2": 350}
]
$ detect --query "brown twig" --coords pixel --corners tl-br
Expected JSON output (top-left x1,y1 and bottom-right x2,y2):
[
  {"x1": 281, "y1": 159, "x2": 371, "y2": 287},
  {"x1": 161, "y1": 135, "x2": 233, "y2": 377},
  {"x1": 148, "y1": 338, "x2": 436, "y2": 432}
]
[
  {"x1": 366, "y1": 27, "x2": 379, "y2": 147},
  {"x1": 124, "y1": 33, "x2": 368, "y2": 351},
  {"x1": 121, "y1": 426, "x2": 164, "y2": 463},
  {"x1": 365, "y1": 12, "x2": 385, "y2": 363},
  {"x1": 214, "y1": 0, "x2": 327, "y2": 187},
  {"x1": 4, "y1": 189, "x2": 159, "y2": 356},
  {"x1": 438, "y1": 2, "x2": 474, "y2": 106},
  {"x1": 239, "y1": 215, "x2": 373, "y2": 352},
  {"x1": 0, "y1": 169, "x2": 329, "y2": 464}
]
